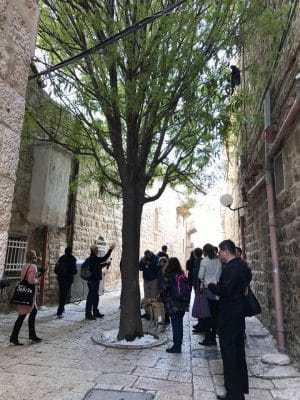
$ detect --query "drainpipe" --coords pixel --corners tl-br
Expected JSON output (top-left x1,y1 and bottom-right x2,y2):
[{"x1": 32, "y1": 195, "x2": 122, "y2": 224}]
[
  {"x1": 39, "y1": 226, "x2": 48, "y2": 307},
  {"x1": 239, "y1": 215, "x2": 246, "y2": 260},
  {"x1": 263, "y1": 90, "x2": 285, "y2": 351}
]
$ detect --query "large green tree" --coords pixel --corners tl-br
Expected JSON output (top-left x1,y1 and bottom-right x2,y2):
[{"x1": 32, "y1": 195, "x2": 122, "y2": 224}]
[{"x1": 32, "y1": 0, "x2": 248, "y2": 340}]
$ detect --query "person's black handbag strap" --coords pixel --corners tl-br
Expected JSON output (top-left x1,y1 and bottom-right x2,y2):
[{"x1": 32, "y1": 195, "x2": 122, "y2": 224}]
[{"x1": 22, "y1": 265, "x2": 32, "y2": 282}]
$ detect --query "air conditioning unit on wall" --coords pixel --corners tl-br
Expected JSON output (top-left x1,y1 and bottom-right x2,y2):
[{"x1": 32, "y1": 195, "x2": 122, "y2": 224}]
[{"x1": 27, "y1": 143, "x2": 72, "y2": 228}]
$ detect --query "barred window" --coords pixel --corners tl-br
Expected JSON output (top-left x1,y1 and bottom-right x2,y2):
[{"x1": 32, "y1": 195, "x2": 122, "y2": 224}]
[{"x1": 4, "y1": 236, "x2": 27, "y2": 277}]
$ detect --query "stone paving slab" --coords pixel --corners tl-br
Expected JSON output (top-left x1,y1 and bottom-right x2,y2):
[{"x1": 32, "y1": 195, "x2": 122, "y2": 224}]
[
  {"x1": 271, "y1": 388, "x2": 300, "y2": 400},
  {"x1": 0, "y1": 287, "x2": 300, "y2": 400},
  {"x1": 84, "y1": 389, "x2": 154, "y2": 400}
]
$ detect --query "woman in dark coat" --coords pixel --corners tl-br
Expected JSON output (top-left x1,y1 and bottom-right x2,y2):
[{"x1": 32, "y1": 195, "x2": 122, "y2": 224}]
[
  {"x1": 161, "y1": 257, "x2": 189, "y2": 353},
  {"x1": 54, "y1": 247, "x2": 77, "y2": 318}
]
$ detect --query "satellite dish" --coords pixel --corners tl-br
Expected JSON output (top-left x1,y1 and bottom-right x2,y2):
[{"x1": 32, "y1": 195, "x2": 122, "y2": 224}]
[{"x1": 220, "y1": 194, "x2": 233, "y2": 208}]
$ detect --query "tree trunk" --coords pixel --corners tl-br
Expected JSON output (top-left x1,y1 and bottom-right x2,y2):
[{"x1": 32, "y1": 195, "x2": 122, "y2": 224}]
[{"x1": 117, "y1": 186, "x2": 144, "y2": 341}]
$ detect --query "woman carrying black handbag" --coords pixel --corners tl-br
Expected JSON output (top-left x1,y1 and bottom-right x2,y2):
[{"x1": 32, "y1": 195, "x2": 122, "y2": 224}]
[
  {"x1": 198, "y1": 243, "x2": 222, "y2": 346},
  {"x1": 10, "y1": 250, "x2": 42, "y2": 346}
]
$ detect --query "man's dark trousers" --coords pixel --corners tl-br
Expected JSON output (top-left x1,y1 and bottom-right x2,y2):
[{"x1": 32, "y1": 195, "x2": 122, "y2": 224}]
[
  {"x1": 218, "y1": 315, "x2": 248, "y2": 400},
  {"x1": 86, "y1": 281, "x2": 100, "y2": 315},
  {"x1": 57, "y1": 278, "x2": 73, "y2": 316}
]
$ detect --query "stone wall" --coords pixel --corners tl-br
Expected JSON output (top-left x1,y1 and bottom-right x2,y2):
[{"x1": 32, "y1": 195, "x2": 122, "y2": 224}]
[
  {"x1": 1, "y1": 138, "x2": 195, "y2": 309},
  {"x1": 71, "y1": 180, "x2": 123, "y2": 292},
  {"x1": 0, "y1": 0, "x2": 39, "y2": 275},
  {"x1": 225, "y1": 1, "x2": 300, "y2": 360}
]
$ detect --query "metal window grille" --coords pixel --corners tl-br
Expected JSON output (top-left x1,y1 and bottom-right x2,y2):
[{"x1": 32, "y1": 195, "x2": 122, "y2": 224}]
[{"x1": 4, "y1": 236, "x2": 27, "y2": 276}]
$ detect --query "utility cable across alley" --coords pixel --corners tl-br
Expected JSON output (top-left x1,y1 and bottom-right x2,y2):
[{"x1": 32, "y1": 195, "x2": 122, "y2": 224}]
[{"x1": 29, "y1": 0, "x2": 187, "y2": 81}]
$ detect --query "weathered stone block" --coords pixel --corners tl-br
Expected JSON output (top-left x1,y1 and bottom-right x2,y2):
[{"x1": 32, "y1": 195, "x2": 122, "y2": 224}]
[
  {"x1": 261, "y1": 353, "x2": 291, "y2": 366},
  {"x1": 0, "y1": 176, "x2": 14, "y2": 229},
  {"x1": 0, "y1": 81, "x2": 26, "y2": 132},
  {"x1": 0, "y1": 126, "x2": 20, "y2": 179},
  {"x1": 294, "y1": 124, "x2": 300, "y2": 154},
  {"x1": 0, "y1": 0, "x2": 8, "y2": 23},
  {"x1": 0, "y1": 230, "x2": 8, "y2": 273}
]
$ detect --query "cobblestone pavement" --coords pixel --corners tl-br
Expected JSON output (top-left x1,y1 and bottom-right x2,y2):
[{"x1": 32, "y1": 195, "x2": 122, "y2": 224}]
[{"x1": 0, "y1": 287, "x2": 300, "y2": 400}]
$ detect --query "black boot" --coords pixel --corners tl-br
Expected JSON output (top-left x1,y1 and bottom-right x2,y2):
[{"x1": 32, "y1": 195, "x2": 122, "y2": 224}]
[
  {"x1": 10, "y1": 314, "x2": 26, "y2": 346},
  {"x1": 9, "y1": 337, "x2": 24, "y2": 346},
  {"x1": 166, "y1": 345, "x2": 181, "y2": 353},
  {"x1": 29, "y1": 336, "x2": 42, "y2": 343},
  {"x1": 28, "y1": 307, "x2": 42, "y2": 343}
]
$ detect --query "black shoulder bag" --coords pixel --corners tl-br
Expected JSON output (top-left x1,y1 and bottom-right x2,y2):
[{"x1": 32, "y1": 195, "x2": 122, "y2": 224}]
[
  {"x1": 10, "y1": 266, "x2": 36, "y2": 306},
  {"x1": 244, "y1": 286, "x2": 261, "y2": 317}
]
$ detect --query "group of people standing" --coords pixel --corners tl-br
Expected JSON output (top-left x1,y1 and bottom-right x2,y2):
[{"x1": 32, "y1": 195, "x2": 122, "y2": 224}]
[
  {"x1": 139, "y1": 241, "x2": 252, "y2": 400},
  {"x1": 186, "y1": 240, "x2": 252, "y2": 400},
  {"x1": 54, "y1": 242, "x2": 115, "y2": 320},
  {"x1": 9, "y1": 242, "x2": 115, "y2": 345},
  {"x1": 9, "y1": 239, "x2": 251, "y2": 400}
]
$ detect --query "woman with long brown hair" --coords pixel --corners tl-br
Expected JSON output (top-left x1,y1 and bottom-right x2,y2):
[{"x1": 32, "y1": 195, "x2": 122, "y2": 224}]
[{"x1": 161, "y1": 257, "x2": 190, "y2": 353}]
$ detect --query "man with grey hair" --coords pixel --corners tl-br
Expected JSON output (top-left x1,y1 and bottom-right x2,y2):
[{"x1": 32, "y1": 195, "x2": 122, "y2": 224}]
[{"x1": 208, "y1": 239, "x2": 252, "y2": 400}]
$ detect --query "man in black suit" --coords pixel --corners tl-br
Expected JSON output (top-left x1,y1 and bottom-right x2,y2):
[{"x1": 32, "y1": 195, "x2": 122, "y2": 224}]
[{"x1": 208, "y1": 240, "x2": 252, "y2": 400}]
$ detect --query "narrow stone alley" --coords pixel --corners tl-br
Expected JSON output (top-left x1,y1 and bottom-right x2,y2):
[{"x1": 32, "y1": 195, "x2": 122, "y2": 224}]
[{"x1": 0, "y1": 287, "x2": 299, "y2": 400}]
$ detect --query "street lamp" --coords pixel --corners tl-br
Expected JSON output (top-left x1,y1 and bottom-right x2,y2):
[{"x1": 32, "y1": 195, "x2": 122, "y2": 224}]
[{"x1": 220, "y1": 194, "x2": 247, "y2": 212}]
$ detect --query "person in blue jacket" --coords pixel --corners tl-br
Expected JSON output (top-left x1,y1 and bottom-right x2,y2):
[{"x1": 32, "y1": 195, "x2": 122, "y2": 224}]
[{"x1": 139, "y1": 250, "x2": 159, "y2": 318}]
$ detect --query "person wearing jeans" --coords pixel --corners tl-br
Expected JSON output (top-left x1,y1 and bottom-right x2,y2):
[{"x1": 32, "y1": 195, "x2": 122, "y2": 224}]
[
  {"x1": 161, "y1": 257, "x2": 190, "y2": 353},
  {"x1": 85, "y1": 242, "x2": 115, "y2": 320},
  {"x1": 170, "y1": 311, "x2": 185, "y2": 350}
]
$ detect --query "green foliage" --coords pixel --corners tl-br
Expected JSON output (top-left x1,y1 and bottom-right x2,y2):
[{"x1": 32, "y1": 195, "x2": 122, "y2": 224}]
[{"x1": 33, "y1": 0, "x2": 260, "y2": 201}]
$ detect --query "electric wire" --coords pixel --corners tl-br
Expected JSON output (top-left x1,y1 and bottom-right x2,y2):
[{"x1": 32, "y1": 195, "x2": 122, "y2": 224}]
[{"x1": 29, "y1": 0, "x2": 187, "y2": 81}]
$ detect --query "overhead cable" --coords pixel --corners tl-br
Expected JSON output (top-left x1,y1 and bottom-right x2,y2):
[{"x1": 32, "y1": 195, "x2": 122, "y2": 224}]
[{"x1": 29, "y1": 0, "x2": 187, "y2": 80}]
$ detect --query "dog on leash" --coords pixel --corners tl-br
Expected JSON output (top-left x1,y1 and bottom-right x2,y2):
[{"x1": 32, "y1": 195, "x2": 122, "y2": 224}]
[{"x1": 141, "y1": 297, "x2": 165, "y2": 330}]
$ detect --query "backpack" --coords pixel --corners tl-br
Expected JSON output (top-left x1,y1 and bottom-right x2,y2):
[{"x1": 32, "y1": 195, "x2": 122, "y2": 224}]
[
  {"x1": 80, "y1": 257, "x2": 91, "y2": 281},
  {"x1": 54, "y1": 260, "x2": 69, "y2": 276},
  {"x1": 172, "y1": 273, "x2": 191, "y2": 303}
]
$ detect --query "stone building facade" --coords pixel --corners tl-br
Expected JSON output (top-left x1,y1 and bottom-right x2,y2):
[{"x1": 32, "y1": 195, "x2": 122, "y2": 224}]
[
  {"x1": 1, "y1": 151, "x2": 195, "y2": 310},
  {"x1": 140, "y1": 185, "x2": 195, "y2": 266},
  {"x1": 0, "y1": 0, "x2": 39, "y2": 278},
  {"x1": 0, "y1": 104, "x2": 196, "y2": 311},
  {"x1": 223, "y1": 1, "x2": 300, "y2": 360}
]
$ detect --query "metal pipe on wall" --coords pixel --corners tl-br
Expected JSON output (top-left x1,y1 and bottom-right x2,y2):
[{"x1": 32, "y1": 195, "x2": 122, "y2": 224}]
[
  {"x1": 268, "y1": 81, "x2": 300, "y2": 158},
  {"x1": 39, "y1": 226, "x2": 48, "y2": 307},
  {"x1": 247, "y1": 175, "x2": 265, "y2": 197},
  {"x1": 263, "y1": 90, "x2": 285, "y2": 350},
  {"x1": 239, "y1": 215, "x2": 246, "y2": 260}
]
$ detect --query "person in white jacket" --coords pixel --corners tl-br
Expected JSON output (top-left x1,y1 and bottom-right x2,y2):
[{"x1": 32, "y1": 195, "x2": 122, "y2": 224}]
[{"x1": 198, "y1": 243, "x2": 222, "y2": 346}]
